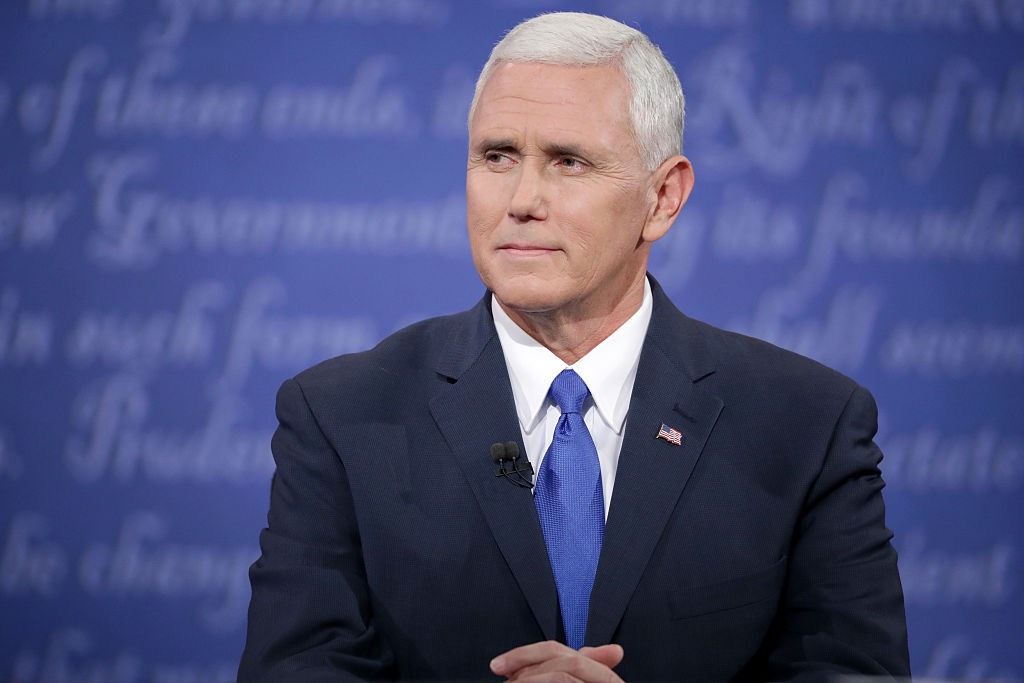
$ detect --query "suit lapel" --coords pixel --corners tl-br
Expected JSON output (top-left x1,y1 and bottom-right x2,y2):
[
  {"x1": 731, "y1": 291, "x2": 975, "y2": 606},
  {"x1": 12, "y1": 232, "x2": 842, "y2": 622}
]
[
  {"x1": 426, "y1": 281, "x2": 724, "y2": 646},
  {"x1": 428, "y1": 299, "x2": 561, "y2": 641},
  {"x1": 586, "y1": 281, "x2": 724, "y2": 645}
]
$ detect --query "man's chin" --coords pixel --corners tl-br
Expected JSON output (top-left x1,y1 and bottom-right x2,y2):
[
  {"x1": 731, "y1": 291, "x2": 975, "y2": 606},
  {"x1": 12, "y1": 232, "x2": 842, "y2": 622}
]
[{"x1": 491, "y1": 286, "x2": 567, "y2": 317}]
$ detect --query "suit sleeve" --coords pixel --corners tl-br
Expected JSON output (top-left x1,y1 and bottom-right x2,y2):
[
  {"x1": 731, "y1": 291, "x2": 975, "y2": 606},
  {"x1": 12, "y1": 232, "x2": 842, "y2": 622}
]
[
  {"x1": 238, "y1": 378, "x2": 393, "y2": 682},
  {"x1": 761, "y1": 385, "x2": 911, "y2": 681}
]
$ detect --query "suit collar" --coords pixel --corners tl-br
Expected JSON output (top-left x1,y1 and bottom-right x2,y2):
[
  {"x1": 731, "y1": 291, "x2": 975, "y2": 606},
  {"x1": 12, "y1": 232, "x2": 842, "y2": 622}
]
[
  {"x1": 643, "y1": 275, "x2": 717, "y2": 384},
  {"x1": 432, "y1": 293, "x2": 498, "y2": 381},
  {"x1": 432, "y1": 275, "x2": 716, "y2": 384},
  {"x1": 491, "y1": 278, "x2": 654, "y2": 438}
]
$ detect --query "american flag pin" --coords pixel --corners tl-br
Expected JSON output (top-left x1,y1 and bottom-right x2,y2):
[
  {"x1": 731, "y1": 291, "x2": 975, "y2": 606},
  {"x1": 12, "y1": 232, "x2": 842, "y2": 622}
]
[{"x1": 656, "y1": 423, "x2": 683, "y2": 446}]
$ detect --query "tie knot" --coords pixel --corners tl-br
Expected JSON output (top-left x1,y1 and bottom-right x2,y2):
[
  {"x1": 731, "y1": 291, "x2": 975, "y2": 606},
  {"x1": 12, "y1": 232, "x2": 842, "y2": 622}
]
[{"x1": 549, "y1": 369, "x2": 590, "y2": 415}]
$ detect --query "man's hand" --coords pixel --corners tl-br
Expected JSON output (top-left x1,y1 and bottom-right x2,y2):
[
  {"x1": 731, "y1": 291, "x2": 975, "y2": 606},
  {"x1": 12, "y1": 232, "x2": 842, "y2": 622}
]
[{"x1": 490, "y1": 641, "x2": 625, "y2": 682}]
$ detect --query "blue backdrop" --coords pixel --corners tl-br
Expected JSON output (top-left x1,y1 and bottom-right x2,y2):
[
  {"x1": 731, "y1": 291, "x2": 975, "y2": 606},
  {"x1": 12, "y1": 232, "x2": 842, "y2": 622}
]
[{"x1": 1, "y1": 1, "x2": 1022, "y2": 680}]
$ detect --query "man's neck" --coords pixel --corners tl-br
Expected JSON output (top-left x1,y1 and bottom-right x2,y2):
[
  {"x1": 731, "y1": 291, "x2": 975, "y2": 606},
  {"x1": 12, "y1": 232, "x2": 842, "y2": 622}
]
[{"x1": 496, "y1": 274, "x2": 648, "y2": 365}]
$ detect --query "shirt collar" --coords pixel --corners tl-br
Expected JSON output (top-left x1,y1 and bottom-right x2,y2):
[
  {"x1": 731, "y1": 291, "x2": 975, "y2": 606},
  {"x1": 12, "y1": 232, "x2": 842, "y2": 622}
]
[{"x1": 492, "y1": 277, "x2": 653, "y2": 435}]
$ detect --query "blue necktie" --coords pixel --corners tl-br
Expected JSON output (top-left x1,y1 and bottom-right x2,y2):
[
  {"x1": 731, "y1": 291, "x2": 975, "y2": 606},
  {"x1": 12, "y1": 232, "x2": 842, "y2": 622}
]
[{"x1": 534, "y1": 369, "x2": 604, "y2": 650}]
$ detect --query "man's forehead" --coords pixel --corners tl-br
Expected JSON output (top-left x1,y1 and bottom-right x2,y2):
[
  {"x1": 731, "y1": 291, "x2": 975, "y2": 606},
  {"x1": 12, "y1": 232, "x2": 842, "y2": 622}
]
[
  {"x1": 477, "y1": 62, "x2": 628, "y2": 105},
  {"x1": 470, "y1": 62, "x2": 632, "y2": 145}
]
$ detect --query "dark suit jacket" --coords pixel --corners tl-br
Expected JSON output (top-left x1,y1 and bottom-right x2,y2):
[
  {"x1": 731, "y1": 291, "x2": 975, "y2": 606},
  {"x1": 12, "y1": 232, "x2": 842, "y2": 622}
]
[{"x1": 239, "y1": 279, "x2": 910, "y2": 682}]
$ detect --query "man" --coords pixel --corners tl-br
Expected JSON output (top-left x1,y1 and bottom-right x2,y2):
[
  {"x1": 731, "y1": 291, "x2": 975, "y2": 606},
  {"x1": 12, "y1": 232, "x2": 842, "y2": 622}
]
[{"x1": 239, "y1": 12, "x2": 910, "y2": 682}]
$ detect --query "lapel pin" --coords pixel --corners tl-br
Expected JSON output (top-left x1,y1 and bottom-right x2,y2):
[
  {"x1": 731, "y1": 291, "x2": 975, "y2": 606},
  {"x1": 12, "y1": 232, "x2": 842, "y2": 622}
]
[{"x1": 656, "y1": 423, "x2": 683, "y2": 446}]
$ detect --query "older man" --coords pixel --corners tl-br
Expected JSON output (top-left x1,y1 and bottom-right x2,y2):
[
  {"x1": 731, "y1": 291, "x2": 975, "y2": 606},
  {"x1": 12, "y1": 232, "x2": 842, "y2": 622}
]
[{"x1": 239, "y1": 12, "x2": 909, "y2": 683}]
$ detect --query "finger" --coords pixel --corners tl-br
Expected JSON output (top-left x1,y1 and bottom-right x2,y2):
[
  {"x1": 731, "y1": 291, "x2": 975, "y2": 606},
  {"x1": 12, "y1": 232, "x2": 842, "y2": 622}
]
[
  {"x1": 491, "y1": 640, "x2": 575, "y2": 677},
  {"x1": 505, "y1": 652, "x2": 624, "y2": 683},
  {"x1": 578, "y1": 644, "x2": 624, "y2": 668},
  {"x1": 508, "y1": 674, "x2": 584, "y2": 683}
]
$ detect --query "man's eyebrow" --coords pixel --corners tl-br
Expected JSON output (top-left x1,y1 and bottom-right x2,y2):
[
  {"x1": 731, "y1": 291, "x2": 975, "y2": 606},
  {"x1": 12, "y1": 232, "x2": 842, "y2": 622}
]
[
  {"x1": 543, "y1": 142, "x2": 593, "y2": 159},
  {"x1": 472, "y1": 137, "x2": 518, "y2": 154},
  {"x1": 471, "y1": 138, "x2": 600, "y2": 161}
]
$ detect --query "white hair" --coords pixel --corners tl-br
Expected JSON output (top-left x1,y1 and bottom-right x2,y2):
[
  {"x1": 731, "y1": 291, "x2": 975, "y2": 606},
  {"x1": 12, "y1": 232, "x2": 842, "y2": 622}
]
[{"x1": 467, "y1": 12, "x2": 685, "y2": 171}]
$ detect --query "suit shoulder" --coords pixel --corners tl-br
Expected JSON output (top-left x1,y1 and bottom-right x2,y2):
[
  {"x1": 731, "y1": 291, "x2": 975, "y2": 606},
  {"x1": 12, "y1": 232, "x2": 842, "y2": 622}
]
[
  {"x1": 289, "y1": 308, "x2": 471, "y2": 402},
  {"x1": 691, "y1": 317, "x2": 860, "y2": 403}
]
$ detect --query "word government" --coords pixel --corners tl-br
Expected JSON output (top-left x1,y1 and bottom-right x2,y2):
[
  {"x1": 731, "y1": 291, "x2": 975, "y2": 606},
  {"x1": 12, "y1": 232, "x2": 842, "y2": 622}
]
[{"x1": 87, "y1": 154, "x2": 466, "y2": 268}]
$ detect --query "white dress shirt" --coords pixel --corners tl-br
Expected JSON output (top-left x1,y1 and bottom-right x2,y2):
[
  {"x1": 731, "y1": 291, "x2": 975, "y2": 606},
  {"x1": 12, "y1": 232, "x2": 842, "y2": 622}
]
[{"x1": 491, "y1": 277, "x2": 653, "y2": 519}]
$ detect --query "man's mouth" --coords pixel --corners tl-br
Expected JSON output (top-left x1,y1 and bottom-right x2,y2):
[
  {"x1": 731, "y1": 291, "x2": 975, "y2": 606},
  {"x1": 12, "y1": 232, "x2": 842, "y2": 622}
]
[{"x1": 498, "y1": 243, "x2": 558, "y2": 256}]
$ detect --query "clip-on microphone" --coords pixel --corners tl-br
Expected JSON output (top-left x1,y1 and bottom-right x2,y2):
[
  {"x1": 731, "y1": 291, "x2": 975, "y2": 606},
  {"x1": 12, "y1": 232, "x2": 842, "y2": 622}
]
[{"x1": 491, "y1": 441, "x2": 534, "y2": 489}]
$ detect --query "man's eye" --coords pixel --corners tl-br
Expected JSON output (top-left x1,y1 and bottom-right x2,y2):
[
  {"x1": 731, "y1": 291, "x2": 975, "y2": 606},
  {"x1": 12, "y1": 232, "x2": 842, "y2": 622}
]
[
  {"x1": 559, "y1": 157, "x2": 585, "y2": 170},
  {"x1": 485, "y1": 152, "x2": 514, "y2": 166}
]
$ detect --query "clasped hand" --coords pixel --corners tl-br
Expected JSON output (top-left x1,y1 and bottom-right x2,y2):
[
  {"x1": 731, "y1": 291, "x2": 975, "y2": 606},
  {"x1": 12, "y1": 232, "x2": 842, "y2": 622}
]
[{"x1": 490, "y1": 641, "x2": 625, "y2": 683}]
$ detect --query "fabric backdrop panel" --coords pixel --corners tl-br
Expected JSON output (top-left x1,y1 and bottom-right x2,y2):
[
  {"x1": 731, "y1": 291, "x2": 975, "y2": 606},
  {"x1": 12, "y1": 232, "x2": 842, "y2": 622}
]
[{"x1": 1, "y1": 1, "x2": 1021, "y2": 680}]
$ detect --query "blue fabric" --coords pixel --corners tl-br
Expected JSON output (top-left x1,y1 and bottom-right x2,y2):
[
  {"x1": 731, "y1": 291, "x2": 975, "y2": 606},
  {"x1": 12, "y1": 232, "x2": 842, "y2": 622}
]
[{"x1": 534, "y1": 369, "x2": 605, "y2": 650}]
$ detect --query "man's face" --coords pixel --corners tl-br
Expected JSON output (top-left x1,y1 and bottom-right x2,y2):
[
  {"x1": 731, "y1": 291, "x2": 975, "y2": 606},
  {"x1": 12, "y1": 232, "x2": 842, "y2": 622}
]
[{"x1": 466, "y1": 61, "x2": 658, "y2": 318}]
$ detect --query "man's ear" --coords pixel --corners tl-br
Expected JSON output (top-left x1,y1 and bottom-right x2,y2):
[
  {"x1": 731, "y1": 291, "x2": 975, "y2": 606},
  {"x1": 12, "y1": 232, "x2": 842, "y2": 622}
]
[{"x1": 641, "y1": 155, "x2": 694, "y2": 243}]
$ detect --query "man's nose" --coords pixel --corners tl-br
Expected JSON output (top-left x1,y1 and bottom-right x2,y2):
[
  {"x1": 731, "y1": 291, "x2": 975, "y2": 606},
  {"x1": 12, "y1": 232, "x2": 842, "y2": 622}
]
[{"x1": 507, "y1": 160, "x2": 548, "y2": 222}]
